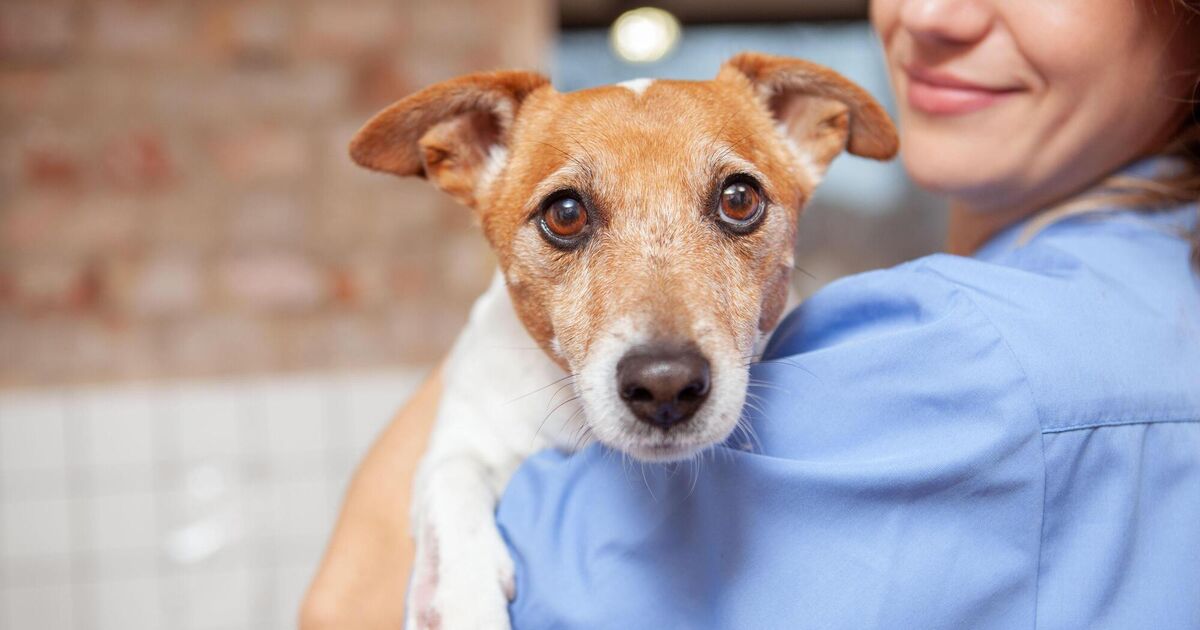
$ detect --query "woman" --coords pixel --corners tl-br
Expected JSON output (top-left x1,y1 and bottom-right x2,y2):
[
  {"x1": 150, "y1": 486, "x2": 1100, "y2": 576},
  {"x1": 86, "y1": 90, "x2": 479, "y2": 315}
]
[{"x1": 303, "y1": 0, "x2": 1200, "y2": 627}]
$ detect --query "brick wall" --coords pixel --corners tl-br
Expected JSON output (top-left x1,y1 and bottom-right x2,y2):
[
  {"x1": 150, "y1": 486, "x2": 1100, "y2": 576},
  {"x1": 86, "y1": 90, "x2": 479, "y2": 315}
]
[{"x1": 0, "y1": 0, "x2": 553, "y2": 387}]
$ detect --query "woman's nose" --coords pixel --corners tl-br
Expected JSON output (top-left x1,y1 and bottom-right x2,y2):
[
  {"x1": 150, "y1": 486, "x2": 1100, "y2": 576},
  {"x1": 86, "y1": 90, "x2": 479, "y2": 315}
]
[{"x1": 899, "y1": 0, "x2": 994, "y2": 45}]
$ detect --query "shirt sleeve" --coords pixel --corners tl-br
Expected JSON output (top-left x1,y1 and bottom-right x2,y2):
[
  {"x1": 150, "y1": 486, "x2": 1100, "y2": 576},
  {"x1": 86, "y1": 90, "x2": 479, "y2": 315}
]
[{"x1": 496, "y1": 264, "x2": 1046, "y2": 630}]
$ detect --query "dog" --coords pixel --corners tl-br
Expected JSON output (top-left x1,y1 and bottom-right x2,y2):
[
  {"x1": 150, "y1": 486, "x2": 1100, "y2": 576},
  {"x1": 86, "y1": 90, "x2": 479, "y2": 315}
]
[{"x1": 350, "y1": 51, "x2": 898, "y2": 629}]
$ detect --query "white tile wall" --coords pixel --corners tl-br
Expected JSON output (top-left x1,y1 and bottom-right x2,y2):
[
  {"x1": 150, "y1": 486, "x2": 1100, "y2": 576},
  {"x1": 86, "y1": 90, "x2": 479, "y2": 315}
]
[
  {"x1": 85, "y1": 576, "x2": 164, "y2": 630},
  {"x1": 79, "y1": 387, "x2": 157, "y2": 473},
  {"x1": 4, "y1": 497, "x2": 72, "y2": 558},
  {"x1": 0, "y1": 369, "x2": 424, "y2": 630},
  {"x1": 1, "y1": 395, "x2": 68, "y2": 471},
  {"x1": 170, "y1": 386, "x2": 244, "y2": 463},
  {"x1": 5, "y1": 582, "x2": 74, "y2": 630}
]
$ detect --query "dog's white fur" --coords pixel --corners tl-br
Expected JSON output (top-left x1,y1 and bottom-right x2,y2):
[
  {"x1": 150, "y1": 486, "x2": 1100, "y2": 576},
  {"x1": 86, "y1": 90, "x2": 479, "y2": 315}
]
[
  {"x1": 617, "y1": 77, "x2": 654, "y2": 96},
  {"x1": 408, "y1": 272, "x2": 581, "y2": 629}
]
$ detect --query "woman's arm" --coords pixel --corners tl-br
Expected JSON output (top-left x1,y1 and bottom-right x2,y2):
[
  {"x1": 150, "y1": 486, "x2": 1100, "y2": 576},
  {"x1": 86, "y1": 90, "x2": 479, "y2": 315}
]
[{"x1": 299, "y1": 365, "x2": 443, "y2": 630}]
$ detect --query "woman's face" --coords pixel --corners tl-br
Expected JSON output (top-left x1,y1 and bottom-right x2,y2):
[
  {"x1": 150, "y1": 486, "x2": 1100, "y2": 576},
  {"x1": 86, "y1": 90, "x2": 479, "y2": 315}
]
[{"x1": 871, "y1": 0, "x2": 1199, "y2": 213}]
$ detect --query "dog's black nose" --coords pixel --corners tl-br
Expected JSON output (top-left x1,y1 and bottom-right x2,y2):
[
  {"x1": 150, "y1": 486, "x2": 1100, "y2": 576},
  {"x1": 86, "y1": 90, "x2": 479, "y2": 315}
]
[{"x1": 617, "y1": 344, "x2": 711, "y2": 428}]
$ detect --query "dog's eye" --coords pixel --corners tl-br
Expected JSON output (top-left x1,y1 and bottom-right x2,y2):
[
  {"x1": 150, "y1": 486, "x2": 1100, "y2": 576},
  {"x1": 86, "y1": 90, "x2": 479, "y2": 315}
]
[
  {"x1": 718, "y1": 178, "x2": 765, "y2": 230},
  {"x1": 539, "y1": 195, "x2": 590, "y2": 246}
]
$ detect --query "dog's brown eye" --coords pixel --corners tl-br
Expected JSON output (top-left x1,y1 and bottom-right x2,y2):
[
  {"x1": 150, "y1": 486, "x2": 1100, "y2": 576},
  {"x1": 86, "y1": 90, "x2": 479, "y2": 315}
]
[
  {"x1": 542, "y1": 196, "x2": 588, "y2": 239},
  {"x1": 719, "y1": 181, "x2": 764, "y2": 225}
]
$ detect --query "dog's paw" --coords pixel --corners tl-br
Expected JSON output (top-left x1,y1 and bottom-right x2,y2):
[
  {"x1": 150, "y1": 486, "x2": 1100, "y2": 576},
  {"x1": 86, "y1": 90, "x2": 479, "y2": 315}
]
[{"x1": 408, "y1": 522, "x2": 516, "y2": 630}]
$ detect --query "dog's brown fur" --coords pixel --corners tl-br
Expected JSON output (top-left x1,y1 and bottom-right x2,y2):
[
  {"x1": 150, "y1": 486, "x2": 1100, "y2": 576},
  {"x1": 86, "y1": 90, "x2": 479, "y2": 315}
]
[{"x1": 351, "y1": 53, "x2": 897, "y2": 376}]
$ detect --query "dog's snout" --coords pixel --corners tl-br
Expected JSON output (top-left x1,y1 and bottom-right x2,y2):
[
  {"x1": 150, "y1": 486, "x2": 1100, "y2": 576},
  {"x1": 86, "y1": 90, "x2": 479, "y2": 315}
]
[{"x1": 616, "y1": 344, "x2": 711, "y2": 428}]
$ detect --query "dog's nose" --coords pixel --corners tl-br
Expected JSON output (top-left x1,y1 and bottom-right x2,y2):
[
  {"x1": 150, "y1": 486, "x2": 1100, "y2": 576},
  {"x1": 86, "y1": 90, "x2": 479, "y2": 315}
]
[{"x1": 617, "y1": 344, "x2": 711, "y2": 428}]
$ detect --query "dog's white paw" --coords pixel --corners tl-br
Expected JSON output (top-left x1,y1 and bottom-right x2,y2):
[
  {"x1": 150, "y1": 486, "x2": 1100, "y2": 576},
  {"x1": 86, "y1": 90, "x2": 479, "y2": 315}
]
[{"x1": 408, "y1": 522, "x2": 516, "y2": 630}]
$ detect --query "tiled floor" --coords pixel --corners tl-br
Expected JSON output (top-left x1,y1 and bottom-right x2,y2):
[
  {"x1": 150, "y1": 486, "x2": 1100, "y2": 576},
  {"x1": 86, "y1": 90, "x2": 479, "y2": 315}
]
[{"x1": 0, "y1": 369, "x2": 425, "y2": 630}]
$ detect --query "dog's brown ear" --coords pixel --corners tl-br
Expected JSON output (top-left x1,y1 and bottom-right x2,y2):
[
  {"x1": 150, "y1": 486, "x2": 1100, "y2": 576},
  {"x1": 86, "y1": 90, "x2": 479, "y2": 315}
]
[
  {"x1": 718, "y1": 52, "x2": 898, "y2": 179},
  {"x1": 349, "y1": 70, "x2": 550, "y2": 206}
]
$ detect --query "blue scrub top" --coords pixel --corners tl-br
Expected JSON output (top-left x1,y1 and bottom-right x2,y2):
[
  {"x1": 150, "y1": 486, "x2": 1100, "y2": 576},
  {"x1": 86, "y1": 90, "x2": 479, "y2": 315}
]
[{"x1": 496, "y1": 171, "x2": 1200, "y2": 628}]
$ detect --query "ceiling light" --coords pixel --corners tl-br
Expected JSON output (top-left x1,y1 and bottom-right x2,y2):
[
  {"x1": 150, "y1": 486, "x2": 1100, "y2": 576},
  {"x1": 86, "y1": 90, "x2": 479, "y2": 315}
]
[{"x1": 610, "y1": 7, "x2": 681, "y2": 64}]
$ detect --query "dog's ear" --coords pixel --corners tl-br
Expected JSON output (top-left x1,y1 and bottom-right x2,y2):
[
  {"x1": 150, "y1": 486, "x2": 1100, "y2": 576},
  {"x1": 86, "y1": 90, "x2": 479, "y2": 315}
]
[
  {"x1": 349, "y1": 70, "x2": 550, "y2": 206},
  {"x1": 718, "y1": 52, "x2": 898, "y2": 180}
]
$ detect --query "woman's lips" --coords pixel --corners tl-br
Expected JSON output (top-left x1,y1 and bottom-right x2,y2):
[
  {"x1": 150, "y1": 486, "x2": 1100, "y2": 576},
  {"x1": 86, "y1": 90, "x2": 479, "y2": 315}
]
[{"x1": 904, "y1": 66, "x2": 1022, "y2": 115}]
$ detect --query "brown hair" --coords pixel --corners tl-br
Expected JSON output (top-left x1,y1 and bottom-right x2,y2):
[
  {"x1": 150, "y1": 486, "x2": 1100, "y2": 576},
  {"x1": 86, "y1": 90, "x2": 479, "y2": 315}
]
[{"x1": 1022, "y1": 2, "x2": 1200, "y2": 269}]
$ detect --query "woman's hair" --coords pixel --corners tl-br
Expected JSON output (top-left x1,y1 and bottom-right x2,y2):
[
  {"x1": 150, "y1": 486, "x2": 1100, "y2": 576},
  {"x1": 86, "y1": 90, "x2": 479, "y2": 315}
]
[{"x1": 1022, "y1": 1, "x2": 1200, "y2": 270}]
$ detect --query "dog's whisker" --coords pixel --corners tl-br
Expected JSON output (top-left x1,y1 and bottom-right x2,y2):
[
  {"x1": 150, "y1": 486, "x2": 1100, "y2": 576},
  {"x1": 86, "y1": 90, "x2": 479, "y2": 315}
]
[
  {"x1": 565, "y1": 418, "x2": 592, "y2": 452},
  {"x1": 559, "y1": 407, "x2": 589, "y2": 446},
  {"x1": 532, "y1": 140, "x2": 573, "y2": 162},
  {"x1": 545, "y1": 394, "x2": 581, "y2": 419},
  {"x1": 507, "y1": 372, "x2": 577, "y2": 404},
  {"x1": 573, "y1": 426, "x2": 594, "y2": 452},
  {"x1": 545, "y1": 379, "x2": 580, "y2": 411},
  {"x1": 712, "y1": 109, "x2": 741, "y2": 148},
  {"x1": 684, "y1": 452, "x2": 703, "y2": 500},
  {"x1": 640, "y1": 462, "x2": 658, "y2": 502},
  {"x1": 533, "y1": 395, "x2": 581, "y2": 444},
  {"x1": 733, "y1": 414, "x2": 764, "y2": 453},
  {"x1": 558, "y1": 405, "x2": 586, "y2": 438},
  {"x1": 726, "y1": 128, "x2": 759, "y2": 155},
  {"x1": 744, "y1": 390, "x2": 779, "y2": 404},
  {"x1": 744, "y1": 392, "x2": 775, "y2": 409},
  {"x1": 746, "y1": 379, "x2": 786, "y2": 394},
  {"x1": 746, "y1": 357, "x2": 824, "y2": 383},
  {"x1": 738, "y1": 422, "x2": 763, "y2": 445},
  {"x1": 664, "y1": 461, "x2": 682, "y2": 481},
  {"x1": 742, "y1": 390, "x2": 769, "y2": 407}
]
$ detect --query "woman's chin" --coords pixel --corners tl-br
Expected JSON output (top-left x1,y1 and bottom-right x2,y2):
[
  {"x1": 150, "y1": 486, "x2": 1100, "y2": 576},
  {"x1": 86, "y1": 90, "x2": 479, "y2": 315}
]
[{"x1": 900, "y1": 141, "x2": 1017, "y2": 203}]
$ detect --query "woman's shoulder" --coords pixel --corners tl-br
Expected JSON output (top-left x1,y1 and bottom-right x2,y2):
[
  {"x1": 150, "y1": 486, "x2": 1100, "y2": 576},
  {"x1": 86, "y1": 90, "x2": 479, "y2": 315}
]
[{"x1": 765, "y1": 206, "x2": 1200, "y2": 436}]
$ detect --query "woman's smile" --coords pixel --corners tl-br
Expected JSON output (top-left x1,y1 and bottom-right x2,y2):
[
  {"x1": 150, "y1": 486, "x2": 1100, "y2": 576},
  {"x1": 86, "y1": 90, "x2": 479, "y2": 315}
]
[{"x1": 903, "y1": 63, "x2": 1023, "y2": 115}]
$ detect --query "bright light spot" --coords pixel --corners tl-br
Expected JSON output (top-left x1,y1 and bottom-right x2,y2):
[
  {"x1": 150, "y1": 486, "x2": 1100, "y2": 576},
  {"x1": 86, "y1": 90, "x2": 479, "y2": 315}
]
[{"x1": 610, "y1": 7, "x2": 681, "y2": 64}]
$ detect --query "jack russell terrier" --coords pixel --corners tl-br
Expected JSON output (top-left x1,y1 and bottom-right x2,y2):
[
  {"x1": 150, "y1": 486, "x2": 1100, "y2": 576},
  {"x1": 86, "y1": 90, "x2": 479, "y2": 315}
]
[{"x1": 351, "y1": 51, "x2": 898, "y2": 629}]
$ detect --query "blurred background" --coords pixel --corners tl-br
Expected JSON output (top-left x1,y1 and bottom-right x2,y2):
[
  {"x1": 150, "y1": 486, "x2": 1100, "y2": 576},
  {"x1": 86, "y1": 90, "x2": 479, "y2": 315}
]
[{"x1": 0, "y1": 1, "x2": 945, "y2": 628}]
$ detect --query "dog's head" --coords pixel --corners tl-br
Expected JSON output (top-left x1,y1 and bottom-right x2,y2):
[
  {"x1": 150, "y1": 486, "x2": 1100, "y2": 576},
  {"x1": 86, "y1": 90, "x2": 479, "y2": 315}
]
[{"x1": 352, "y1": 52, "x2": 897, "y2": 461}]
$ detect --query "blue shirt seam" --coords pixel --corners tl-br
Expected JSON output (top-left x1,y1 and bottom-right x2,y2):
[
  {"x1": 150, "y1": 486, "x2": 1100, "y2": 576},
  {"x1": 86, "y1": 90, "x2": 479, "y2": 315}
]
[
  {"x1": 1041, "y1": 417, "x2": 1200, "y2": 434},
  {"x1": 907, "y1": 262, "x2": 1049, "y2": 630},
  {"x1": 955, "y1": 281, "x2": 1049, "y2": 630}
]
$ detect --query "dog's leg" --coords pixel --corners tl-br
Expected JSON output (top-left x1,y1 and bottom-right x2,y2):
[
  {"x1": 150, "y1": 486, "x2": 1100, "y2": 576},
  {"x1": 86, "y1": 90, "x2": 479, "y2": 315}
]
[
  {"x1": 407, "y1": 426, "x2": 524, "y2": 629},
  {"x1": 406, "y1": 272, "x2": 580, "y2": 629}
]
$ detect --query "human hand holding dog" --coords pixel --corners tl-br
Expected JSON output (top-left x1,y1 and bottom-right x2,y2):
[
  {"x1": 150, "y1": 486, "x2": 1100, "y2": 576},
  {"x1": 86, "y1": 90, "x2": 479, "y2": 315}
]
[{"x1": 300, "y1": 367, "x2": 442, "y2": 630}]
